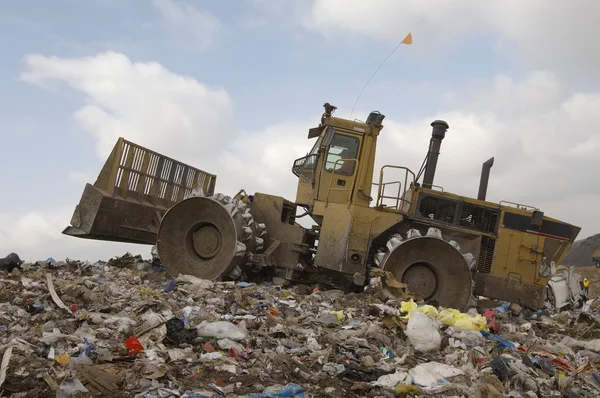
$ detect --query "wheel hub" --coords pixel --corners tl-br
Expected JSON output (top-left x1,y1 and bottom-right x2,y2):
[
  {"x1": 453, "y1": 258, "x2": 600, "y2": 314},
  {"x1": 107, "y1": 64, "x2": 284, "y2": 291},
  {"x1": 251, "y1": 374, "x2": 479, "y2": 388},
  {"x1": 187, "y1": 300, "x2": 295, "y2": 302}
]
[
  {"x1": 402, "y1": 263, "x2": 437, "y2": 298},
  {"x1": 192, "y1": 224, "x2": 221, "y2": 259}
]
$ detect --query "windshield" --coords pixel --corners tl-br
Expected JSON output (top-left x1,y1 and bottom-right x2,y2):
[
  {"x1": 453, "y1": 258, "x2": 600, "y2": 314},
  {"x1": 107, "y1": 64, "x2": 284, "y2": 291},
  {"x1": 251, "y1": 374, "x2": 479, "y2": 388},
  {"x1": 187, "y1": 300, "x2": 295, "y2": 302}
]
[
  {"x1": 325, "y1": 133, "x2": 360, "y2": 175},
  {"x1": 308, "y1": 136, "x2": 322, "y2": 156}
]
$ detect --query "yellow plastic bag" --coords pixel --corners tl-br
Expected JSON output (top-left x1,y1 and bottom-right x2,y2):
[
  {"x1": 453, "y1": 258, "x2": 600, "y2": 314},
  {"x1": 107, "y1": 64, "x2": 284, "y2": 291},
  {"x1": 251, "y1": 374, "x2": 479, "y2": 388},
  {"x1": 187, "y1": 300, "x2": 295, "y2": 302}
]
[
  {"x1": 437, "y1": 308, "x2": 460, "y2": 326},
  {"x1": 400, "y1": 299, "x2": 418, "y2": 316},
  {"x1": 416, "y1": 305, "x2": 439, "y2": 318},
  {"x1": 451, "y1": 313, "x2": 488, "y2": 331},
  {"x1": 330, "y1": 310, "x2": 345, "y2": 323}
]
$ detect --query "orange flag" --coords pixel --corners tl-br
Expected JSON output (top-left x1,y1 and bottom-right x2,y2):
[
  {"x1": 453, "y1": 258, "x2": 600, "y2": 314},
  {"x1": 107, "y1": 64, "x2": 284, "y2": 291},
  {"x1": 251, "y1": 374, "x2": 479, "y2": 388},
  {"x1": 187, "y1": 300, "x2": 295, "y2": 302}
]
[{"x1": 401, "y1": 32, "x2": 412, "y2": 45}]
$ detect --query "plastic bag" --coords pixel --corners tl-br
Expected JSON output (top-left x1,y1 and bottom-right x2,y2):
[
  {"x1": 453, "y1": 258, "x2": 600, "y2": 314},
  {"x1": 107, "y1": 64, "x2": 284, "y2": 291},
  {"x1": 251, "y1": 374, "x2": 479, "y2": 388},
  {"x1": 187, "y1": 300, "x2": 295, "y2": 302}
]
[
  {"x1": 197, "y1": 321, "x2": 248, "y2": 341},
  {"x1": 372, "y1": 370, "x2": 411, "y2": 389},
  {"x1": 400, "y1": 299, "x2": 418, "y2": 316},
  {"x1": 453, "y1": 313, "x2": 487, "y2": 331},
  {"x1": 406, "y1": 311, "x2": 442, "y2": 352},
  {"x1": 408, "y1": 362, "x2": 463, "y2": 388},
  {"x1": 56, "y1": 376, "x2": 89, "y2": 398},
  {"x1": 416, "y1": 305, "x2": 439, "y2": 318},
  {"x1": 437, "y1": 308, "x2": 460, "y2": 325},
  {"x1": 448, "y1": 327, "x2": 485, "y2": 347}
]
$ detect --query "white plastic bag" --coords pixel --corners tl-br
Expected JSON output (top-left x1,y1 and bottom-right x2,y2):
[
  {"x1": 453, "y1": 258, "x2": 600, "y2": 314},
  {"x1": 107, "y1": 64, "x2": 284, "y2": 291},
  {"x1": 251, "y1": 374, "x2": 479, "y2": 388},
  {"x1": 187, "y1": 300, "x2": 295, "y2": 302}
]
[
  {"x1": 406, "y1": 311, "x2": 442, "y2": 352},
  {"x1": 56, "y1": 376, "x2": 88, "y2": 398},
  {"x1": 196, "y1": 321, "x2": 247, "y2": 340},
  {"x1": 409, "y1": 362, "x2": 463, "y2": 388}
]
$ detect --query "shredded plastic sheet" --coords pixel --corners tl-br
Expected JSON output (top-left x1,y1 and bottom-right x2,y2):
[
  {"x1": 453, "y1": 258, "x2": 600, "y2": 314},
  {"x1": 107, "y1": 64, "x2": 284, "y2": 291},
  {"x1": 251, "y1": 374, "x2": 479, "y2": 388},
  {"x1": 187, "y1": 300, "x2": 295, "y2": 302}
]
[
  {"x1": 0, "y1": 345, "x2": 13, "y2": 388},
  {"x1": 46, "y1": 273, "x2": 73, "y2": 314}
]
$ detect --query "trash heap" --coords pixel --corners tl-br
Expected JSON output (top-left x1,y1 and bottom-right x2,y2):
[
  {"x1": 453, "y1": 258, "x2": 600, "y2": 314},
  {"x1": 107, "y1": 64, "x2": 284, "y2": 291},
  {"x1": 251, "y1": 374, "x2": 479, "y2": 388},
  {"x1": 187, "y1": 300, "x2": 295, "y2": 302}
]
[{"x1": 1, "y1": 253, "x2": 600, "y2": 397}]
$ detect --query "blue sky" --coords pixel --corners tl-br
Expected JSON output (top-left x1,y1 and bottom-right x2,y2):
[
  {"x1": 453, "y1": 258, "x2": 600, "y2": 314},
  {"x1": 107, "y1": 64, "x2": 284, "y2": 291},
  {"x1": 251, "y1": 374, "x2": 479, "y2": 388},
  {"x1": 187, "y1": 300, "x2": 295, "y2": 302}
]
[{"x1": 1, "y1": 0, "x2": 600, "y2": 262}]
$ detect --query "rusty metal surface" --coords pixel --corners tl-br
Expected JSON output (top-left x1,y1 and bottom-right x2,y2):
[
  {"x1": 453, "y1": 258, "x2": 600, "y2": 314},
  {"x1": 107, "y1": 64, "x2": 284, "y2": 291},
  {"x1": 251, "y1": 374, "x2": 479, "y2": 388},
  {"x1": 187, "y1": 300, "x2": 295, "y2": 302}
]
[{"x1": 63, "y1": 137, "x2": 216, "y2": 244}]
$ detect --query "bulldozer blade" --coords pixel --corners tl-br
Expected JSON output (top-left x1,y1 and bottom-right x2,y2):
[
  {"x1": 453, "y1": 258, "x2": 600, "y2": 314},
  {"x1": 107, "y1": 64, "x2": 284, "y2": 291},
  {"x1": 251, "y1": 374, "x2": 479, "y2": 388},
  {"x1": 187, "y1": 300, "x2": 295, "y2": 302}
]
[{"x1": 63, "y1": 137, "x2": 217, "y2": 245}]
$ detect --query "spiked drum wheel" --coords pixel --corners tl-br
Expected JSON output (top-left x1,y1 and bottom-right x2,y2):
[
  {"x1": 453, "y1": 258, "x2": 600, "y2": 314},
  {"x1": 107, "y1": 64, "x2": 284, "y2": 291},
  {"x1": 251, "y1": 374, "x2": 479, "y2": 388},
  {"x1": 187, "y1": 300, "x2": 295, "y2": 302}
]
[
  {"x1": 156, "y1": 190, "x2": 266, "y2": 281},
  {"x1": 376, "y1": 227, "x2": 475, "y2": 311}
]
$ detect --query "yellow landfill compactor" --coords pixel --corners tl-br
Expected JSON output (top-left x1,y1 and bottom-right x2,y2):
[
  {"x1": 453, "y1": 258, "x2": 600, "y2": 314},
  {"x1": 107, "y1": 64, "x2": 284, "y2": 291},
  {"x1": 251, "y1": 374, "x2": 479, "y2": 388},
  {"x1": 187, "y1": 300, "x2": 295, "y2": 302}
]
[{"x1": 63, "y1": 103, "x2": 583, "y2": 311}]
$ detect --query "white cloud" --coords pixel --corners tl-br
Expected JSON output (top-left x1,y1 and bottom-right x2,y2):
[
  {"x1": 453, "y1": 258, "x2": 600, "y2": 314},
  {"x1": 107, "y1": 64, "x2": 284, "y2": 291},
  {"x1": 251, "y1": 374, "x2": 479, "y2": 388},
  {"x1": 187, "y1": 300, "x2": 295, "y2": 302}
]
[
  {"x1": 300, "y1": 1, "x2": 600, "y2": 80},
  {"x1": 0, "y1": 207, "x2": 143, "y2": 262},
  {"x1": 67, "y1": 171, "x2": 93, "y2": 184},
  {"x1": 21, "y1": 51, "x2": 235, "y2": 167},
  {"x1": 153, "y1": 0, "x2": 222, "y2": 51},
  {"x1": 218, "y1": 119, "x2": 317, "y2": 197}
]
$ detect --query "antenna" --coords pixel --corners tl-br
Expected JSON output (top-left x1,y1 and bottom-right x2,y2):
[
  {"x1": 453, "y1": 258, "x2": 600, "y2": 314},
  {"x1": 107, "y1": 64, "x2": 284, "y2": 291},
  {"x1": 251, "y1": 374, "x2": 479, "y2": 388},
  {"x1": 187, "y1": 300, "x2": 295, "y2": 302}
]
[{"x1": 349, "y1": 32, "x2": 412, "y2": 119}]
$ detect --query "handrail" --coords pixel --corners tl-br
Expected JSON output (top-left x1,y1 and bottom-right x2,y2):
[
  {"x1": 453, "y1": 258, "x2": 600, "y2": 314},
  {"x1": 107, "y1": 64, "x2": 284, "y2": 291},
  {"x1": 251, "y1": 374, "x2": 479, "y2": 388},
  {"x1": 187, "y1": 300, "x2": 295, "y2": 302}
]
[
  {"x1": 499, "y1": 200, "x2": 539, "y2": 211},
  {"x1": 376, "y1": 165, "x2": 416, "y2": 211},
  {"x1": 378, "y1": 181, "x2": 402, "y2": 210},
  {"x1": 325, "y1": 158, "x2": 359, "y2": 205}
]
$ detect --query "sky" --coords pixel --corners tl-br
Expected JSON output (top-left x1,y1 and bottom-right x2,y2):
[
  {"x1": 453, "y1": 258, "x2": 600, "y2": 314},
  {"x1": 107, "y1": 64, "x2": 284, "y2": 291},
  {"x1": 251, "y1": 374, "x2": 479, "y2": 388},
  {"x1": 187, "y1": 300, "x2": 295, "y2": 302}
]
[{"x1": 1, "y1": 0, "x2": 600, "y2": 262}]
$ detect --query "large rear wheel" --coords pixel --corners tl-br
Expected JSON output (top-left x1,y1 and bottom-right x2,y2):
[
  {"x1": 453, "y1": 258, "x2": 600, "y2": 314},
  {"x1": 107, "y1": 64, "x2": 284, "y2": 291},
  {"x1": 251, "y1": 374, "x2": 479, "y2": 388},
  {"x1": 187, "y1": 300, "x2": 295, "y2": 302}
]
[{"x1": 377, "y1": 228, "x2": 474, "y2": 311}]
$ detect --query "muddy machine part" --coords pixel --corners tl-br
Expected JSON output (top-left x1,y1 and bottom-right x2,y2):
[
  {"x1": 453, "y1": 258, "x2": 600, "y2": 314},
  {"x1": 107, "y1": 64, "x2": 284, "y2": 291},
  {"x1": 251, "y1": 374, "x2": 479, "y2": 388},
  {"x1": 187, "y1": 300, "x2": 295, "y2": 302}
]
[{"x1": 156, "y1": 190, "x2": 266, "y2": 280}]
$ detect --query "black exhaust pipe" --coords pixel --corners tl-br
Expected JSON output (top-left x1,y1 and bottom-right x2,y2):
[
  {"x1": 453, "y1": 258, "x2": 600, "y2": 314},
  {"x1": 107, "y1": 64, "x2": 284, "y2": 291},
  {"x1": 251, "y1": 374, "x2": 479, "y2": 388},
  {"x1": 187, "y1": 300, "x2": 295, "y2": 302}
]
[
  {"x1": 422, "y1": 120, "x2": 449, "y2": 189},
  {"x1": 477, "y1": 157, "x2": 494, "y2": 201}
]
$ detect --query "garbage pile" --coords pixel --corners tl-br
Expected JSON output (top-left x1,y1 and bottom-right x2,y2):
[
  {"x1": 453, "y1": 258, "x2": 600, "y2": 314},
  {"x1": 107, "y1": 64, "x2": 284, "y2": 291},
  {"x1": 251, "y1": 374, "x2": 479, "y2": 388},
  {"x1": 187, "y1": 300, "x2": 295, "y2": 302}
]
[{"x1": 1, "y1": 253, "x2": 600, "y2": 397}]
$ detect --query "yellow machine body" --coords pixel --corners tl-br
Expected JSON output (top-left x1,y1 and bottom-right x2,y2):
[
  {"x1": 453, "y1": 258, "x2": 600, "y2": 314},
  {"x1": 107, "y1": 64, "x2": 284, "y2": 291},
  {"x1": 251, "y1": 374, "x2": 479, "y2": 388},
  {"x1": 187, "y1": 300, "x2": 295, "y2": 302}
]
[{"x1": 63, "y1": 104, "x2": 581, "y2": 310}]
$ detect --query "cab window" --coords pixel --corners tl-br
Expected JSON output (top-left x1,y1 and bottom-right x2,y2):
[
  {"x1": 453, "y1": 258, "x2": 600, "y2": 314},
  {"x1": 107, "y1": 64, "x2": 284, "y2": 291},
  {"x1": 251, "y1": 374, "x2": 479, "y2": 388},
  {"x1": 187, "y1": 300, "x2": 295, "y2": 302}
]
[{"x1": 325, "y1": 134, "x2": 360, "y2": 176}]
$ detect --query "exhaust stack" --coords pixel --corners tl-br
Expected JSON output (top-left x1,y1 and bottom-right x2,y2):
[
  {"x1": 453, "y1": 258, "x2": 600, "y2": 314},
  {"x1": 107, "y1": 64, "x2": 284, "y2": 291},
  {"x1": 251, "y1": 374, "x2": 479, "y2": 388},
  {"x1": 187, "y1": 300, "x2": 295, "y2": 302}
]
[
  {"x1": 422, "y1": 120, "x2": 449, "y2": 189},
  {"x1": 477, "y1": 157, "x2": 494, "y2": 201}
]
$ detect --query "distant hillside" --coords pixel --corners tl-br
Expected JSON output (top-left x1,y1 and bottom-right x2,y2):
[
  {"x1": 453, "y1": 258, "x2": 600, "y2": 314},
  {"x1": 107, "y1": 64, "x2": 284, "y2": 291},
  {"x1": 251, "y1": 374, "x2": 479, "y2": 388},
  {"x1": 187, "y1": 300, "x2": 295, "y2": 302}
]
[{"x1": 563, "y1": 233, "x2": 600, "y2": 266}]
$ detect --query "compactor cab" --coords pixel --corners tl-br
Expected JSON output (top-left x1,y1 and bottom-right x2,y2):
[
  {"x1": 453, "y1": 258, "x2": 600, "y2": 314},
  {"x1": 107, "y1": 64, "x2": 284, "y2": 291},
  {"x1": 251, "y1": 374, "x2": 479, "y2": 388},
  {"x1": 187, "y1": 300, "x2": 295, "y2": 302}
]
[{"x1": 63, "y1": 102, "x2": 584, "y2": 311}]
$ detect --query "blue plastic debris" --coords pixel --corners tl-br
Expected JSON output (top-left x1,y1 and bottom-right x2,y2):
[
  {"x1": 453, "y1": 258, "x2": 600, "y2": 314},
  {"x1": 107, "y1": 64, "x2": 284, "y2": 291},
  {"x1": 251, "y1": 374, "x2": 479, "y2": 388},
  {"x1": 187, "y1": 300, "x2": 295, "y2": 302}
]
[
  {"x1": 493, "y1": 301, "x2": 511, "y2": 313},
  {"x1": 480, "y1": 330, "x2": 515, "y2": 348},
  {"x1": 164, "y1": 280, "x2": 175, "y2": 293},
  {"x1": 236, "y1": 281, "x2": 255, "y2": 288},
  {"x1": 246, "y1": 383, "x2": 305, "y2": 398},
  {"x1": 380, "y1": 347, "x2": 396, "y2": 358}
]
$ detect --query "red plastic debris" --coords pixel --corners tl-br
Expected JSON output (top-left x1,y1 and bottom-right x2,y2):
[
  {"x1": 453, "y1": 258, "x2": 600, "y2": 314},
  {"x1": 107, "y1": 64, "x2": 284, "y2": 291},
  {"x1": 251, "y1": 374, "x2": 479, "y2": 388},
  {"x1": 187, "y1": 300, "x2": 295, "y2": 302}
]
[
  {"x1": 215, "y1": 379, "x2": 226, "y2": 387},
  {"x1": 268, "y1": 307, "x2": 280, "y2": 317},
  {"x1": 71, "y1": 304, "x2": 78, "y2": 312},
  {"x1": 483, "y1": 309, "x2": 500, "y2": 334},
  {"x1": 552, "y1": 357, "x2": 573, "y2": 371},
  {"x1": 202, "y1": 342, "x2": 215, "y2": 353},
  {"x1": 124, "y1": 336, "x2": 144, "y2": 354}
]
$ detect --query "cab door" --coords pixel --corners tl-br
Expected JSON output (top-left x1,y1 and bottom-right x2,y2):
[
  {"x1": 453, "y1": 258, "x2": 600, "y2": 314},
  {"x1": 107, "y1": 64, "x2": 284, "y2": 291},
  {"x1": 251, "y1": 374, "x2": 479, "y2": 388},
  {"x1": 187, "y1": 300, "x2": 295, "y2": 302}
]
[{"x1": 316, "y1": 131, "x2": 361, "y2": 205}]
